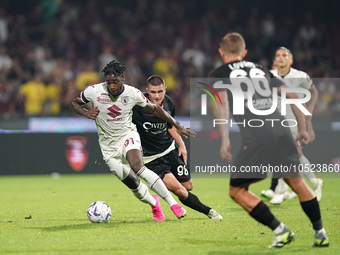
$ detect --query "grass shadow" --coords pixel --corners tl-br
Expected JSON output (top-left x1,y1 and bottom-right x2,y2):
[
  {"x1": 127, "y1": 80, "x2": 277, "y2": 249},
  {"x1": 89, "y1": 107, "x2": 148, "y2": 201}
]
[{"x1": 25, "y1": 219, "x2": 171, "y2": 231}]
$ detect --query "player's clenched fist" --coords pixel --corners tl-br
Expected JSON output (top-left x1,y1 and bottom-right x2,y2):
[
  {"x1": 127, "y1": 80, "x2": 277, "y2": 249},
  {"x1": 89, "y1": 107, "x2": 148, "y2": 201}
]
[{"x1": 85, "y1": 106, "x2": 100, "y2": 120}]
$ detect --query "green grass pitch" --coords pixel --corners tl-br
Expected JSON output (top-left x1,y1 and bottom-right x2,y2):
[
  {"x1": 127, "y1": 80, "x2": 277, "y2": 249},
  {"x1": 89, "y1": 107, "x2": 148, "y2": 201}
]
[{"x1": 1, "y1": 174, "x2": 339, "y2": 255}]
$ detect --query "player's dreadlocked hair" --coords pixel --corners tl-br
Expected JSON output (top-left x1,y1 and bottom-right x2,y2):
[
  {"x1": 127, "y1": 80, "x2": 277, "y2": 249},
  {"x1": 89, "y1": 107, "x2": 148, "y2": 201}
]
[{"x1": 101, "y1": 60, "x2": 127, "y2": 77}]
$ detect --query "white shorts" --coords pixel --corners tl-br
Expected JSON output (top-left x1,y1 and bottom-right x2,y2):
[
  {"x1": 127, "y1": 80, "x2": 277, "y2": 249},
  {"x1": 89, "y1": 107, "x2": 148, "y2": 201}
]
[{"x1": 106, "y1": 130, "x2": 142, "y2": 181}]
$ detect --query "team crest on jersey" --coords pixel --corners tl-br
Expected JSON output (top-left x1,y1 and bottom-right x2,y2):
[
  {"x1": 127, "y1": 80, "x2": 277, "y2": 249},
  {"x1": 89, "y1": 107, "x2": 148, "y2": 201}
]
[
  {"x1": 97, "y1": 95, "x2": 112, "y2": 104},
  {"x1": 65, "y1": 136, "x2": 89, "y2": 172},
  {"x1": 121, "y1": 96, "x2": 129, "y2": 106}
]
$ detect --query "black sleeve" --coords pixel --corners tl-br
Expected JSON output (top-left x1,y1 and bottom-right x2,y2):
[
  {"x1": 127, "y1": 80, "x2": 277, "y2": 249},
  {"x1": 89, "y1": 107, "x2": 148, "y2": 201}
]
[
  {"x1": 264, "y1": 67, "x2": 285, "y2": 88},
  {"x1": 209, "y1": 68, "x2": 230, "y2": 86},
  {"x1": 271, "y1": 77, "x2": 285, "y2": 88},
  {"x1": 132, "y1": 105, "x2": 141, "y2": 125},
  {"x1": 164, "y1": 94, "x2": 175, "y2": 117},
  {"x1": 170, "y1": 100, "x2": 175, "y2": 117},
  {"x1": 165, "y1": 95, "x2": 175, "y2": 128},
  {"x1": 209, "y1": 69, "x2": 222, "y2": 79}
]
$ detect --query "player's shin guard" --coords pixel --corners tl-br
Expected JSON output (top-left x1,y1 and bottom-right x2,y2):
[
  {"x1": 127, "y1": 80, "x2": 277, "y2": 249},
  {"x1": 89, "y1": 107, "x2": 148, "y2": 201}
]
[
  {"x1": 300, "y1": 197, "x2": 323, "y2": 231},
  {"x1": 131, "y1": 182, "x2": 156, "y2": 206},
  {"x1": 180, "y1": 192, "x2": 211, "y2": 215},
  {"x1": 249, "y1": 201, "x2": 281, "y2": 231},
  {"x1": 137, "y1": 166, "x2": 177, "y2": 207}
]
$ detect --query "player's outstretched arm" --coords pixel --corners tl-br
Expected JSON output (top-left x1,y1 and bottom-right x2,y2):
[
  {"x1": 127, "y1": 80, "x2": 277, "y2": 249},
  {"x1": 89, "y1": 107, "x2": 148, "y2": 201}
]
[
  {"x1": 306, "y1": 84, "x2": 318, "y2": 121},
  {"x1": 214, "y1": 91, "x2": 232, "y2": 163},
  {"x1": 278, "y1": 85, "x2": 310, "y2": 147},
  {"x1": 305, "y1": 84, "x2": 318, "y2": 142},
  {"x1": 144, "y1": 102, "x2": 196, "y2": 139},
  {"x1": 306, "y1": 120, "x2": 316, "y2": 142},
  {"x1": 168, "y1": 126, "x2": 188, "y2": 165},
  {"x1": 69, "y1": 96, "x2": 99, "y2": 120}
]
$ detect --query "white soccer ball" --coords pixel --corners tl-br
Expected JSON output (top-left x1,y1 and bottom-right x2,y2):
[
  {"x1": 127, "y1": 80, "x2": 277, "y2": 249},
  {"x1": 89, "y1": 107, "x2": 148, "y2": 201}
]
[{"x1": 87, "y1": 201, "x2": 111, "y2": 223}]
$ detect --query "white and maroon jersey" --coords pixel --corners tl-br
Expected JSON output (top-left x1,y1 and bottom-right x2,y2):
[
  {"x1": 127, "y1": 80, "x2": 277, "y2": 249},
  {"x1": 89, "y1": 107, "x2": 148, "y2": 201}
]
[
  {"x1": 80, "y1": 83, "x2": 148, "y2": 160},
  {"x1": 270, "y1": 67, "x2": 313, "y2": 120}
]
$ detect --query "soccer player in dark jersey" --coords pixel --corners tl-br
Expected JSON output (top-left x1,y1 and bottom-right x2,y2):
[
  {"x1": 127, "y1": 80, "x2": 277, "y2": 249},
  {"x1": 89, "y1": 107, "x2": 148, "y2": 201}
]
[
  {"x1": 133, "y1": 75, "x2": 222, "y2": 219},
  {"x1": 210, "y1": 33, "x2": 329, "y2": 248}
]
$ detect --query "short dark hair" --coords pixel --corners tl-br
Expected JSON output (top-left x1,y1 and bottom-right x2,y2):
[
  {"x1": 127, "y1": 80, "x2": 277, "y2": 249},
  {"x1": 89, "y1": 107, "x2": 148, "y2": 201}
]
[
  {"x1": 147, "y1": 75, "x2": 165, "y2": 86},
  {"x1": 101, "y1": 60, "x2": 127, "y2": 77}
]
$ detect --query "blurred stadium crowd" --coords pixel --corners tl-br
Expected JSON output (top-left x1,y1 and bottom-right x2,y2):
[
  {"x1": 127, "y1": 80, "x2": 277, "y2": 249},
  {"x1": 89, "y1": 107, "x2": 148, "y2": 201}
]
[{"x1": 0, "y1": 0, "x2": 339, "y2": 119}]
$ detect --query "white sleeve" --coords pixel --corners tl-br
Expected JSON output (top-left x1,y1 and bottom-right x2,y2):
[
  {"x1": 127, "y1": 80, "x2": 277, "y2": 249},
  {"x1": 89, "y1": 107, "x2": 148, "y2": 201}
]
[
  {"x1": 80, "y1": 85, "x2": 96, "y2": 103},
  {"x1": 300, "y1": 72, "x2": 313, "y2": 90},
  {"x1": 134, "y1": 88, "x2": 148, "y2": 107}
]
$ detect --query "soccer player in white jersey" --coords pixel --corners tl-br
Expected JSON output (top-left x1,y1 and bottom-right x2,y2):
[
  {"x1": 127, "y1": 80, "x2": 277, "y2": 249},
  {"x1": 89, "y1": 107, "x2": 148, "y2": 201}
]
[
  {"x1": 70, "y1": 60, "x2": 195, "y2": 221},
  {"x1": 261, "y1": 47, "x2": 323, "y2": 204}
]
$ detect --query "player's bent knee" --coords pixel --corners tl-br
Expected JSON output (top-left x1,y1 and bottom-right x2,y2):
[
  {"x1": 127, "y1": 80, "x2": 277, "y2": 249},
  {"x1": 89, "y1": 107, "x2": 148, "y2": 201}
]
[
  {"x1": 130, "y1": 163, "x2": 144, "y2": 173},
  {"x1": 182, "y1": 181, "x2": 193, "y2": 191},
  {"x1": 174, "y1": 185, "x2": 188, "y2": 200},
  {"x1": 229, "y1": 186, "x2": 238, "y2": 200},
  {"x1": 107, "y1": 158, "x2": 131, "y2": 181},
  {"x1": 126, "y1": 149, "x2": 144, "y2": 173},
  {"x1": 229, "y1": 186, "x2": 246, "y2": 201},
  {"x1": 128, "y1": 158, "x2": 143, "y2": 173}
]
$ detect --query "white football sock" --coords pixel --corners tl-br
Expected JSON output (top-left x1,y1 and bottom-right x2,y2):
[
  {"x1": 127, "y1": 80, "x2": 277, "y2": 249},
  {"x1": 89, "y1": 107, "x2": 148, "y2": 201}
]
[
  {"x1": 131, "y1": 182, "x2": 156, "y2": 206},
  {"x1": 277, "y1": 178, "x2": 288, "y2": 194},
  {"x1": 313, "y1": 227, "x2": 326, "y2": 236},
  {"x1": 273, "y1": 223, "x2": 285, "y2": 235},
  {"x1": 137, "y1": 166, "x2": 177, "y2": 207},
  {"x1": 300, "y1": 155, "x2": 318, "y2": 189}
]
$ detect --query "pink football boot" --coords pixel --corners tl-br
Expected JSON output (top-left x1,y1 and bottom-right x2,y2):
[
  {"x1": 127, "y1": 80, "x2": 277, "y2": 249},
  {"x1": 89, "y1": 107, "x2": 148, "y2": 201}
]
[
  {"x1": 151, "y1": 195, "x2": 165, "y2": 221},
  {"x1": 171, "y1": 204, "x2": 187, "y2": 219}
]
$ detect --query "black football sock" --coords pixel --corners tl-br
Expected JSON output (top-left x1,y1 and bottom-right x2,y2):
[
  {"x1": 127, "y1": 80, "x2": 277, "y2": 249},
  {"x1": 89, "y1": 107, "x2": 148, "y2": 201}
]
[
  {"x1": 300, "y1": 197, "x2": 323, "y2": 231},
  {"x1": 270, "y1": 178, "x2": 278, "y2": 191},
  {"x1": 179, "y1": 192, "x2": 211, "y2": 215},
  {"x1": 249, "y1": 201, "x2": 281, "y2": 230}
]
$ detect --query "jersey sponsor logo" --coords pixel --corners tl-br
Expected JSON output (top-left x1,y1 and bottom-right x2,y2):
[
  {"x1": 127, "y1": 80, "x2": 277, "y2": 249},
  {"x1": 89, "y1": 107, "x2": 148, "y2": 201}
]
[
  {"x1": 65, "y1": 136, "x2": 89, "y2": 172},
  {"x1": 121, "y1": 96, "x2": 129, "y2": 106},
  {"x1": 107, "y1": 118, "x2": 122, "y2": 121},
  {"x1": 143, "y1": 122, "x2": 167, "y2": 130},
  {"x1": 142, "y1": 122, "x2": 167, "y2": 134},
  {"x1": 107, "y1": 105, "x2": 122, "y2": 119},
  {"x1": 97, "y1": 95, "x2": 112, "y2": 104}
]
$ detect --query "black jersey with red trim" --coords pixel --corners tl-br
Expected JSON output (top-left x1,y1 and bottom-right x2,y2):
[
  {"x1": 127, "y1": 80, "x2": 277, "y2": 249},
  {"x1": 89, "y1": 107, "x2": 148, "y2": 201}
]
[
  {"x1": 209, "y1": 60, "x2": 290, "y2": 144},
  {"x1": 132, "y1": 93, "x2": 175, "y2": 156}
]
